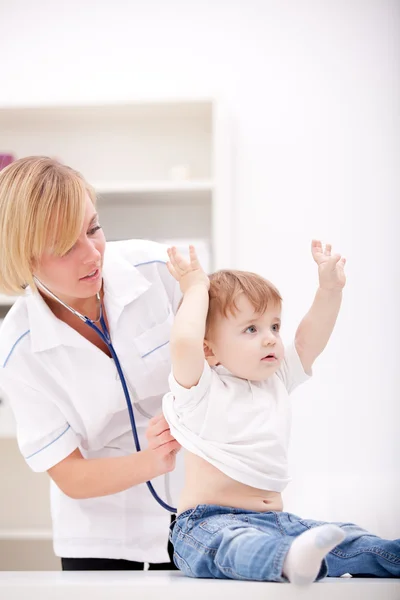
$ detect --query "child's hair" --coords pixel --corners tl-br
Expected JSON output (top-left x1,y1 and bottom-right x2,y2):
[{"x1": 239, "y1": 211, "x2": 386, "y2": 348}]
[
  {"x1": 0, "y1": 156, "x2": 96, "y2": 295},
  {"x1": 206, "y1": 270, "x2": 282, "y2": 336}
]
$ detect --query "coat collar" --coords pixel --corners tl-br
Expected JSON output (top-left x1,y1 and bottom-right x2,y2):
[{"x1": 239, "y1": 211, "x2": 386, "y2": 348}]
[{"x1": 27, "y1": 244, "x2": 152, "y2": 353}]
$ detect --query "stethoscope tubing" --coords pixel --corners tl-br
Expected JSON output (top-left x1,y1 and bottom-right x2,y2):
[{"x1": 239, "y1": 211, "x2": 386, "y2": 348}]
[
  {"x1": 33, "y1": 277, "x2": 177, "y2": 513},
  {"x1": 84, "y1": 316, "x2": 177, "y2": 512}
]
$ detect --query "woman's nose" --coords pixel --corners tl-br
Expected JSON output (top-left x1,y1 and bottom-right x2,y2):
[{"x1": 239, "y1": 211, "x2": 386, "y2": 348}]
[{"x1": 82, "y1": 239, "x2": 101, "y2": 264}]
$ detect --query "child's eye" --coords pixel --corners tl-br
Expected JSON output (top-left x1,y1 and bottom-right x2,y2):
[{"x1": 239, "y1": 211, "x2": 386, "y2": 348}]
[
  {"x1": 245, "y1": 325, "x2": 257, "y2": 334},
  {"x1": 272, "y1": 324, "x2": 280, "y2": 332}
]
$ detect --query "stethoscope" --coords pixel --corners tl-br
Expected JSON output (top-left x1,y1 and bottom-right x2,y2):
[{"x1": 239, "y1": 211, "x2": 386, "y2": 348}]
[{"x1": 33, "y1": 276, "x2": 177, "y2": 513}]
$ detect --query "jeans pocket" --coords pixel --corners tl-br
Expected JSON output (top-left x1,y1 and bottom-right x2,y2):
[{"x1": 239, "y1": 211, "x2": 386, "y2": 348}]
[
  {"x1": 298, "y1": 519, "x2": 327, "y2": 530},
  {"x1": 199, "y1": 514, "x2": 244, "y2": 534}
]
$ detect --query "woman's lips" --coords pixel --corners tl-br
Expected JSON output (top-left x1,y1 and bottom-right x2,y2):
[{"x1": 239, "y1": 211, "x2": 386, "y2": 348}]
[{"x1": 80, "y1": 268, "x2": 100, "y2": 282}]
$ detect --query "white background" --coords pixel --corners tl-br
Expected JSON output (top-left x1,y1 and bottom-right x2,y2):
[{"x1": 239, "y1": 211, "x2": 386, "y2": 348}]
[{"x1": 0, "y1": 0, "x2": 399, "y2": 539}]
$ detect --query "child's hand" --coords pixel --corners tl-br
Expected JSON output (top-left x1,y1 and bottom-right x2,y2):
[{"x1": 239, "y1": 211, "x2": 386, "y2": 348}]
[
  {"x1": 312, "y1": 240, "x2": 346, "y2": 291},
  {"x1": 167, "y1": 245, "x2": 210, "y2": 295}
]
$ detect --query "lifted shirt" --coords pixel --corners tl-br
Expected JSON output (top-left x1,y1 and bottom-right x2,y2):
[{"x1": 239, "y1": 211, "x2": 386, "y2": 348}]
[{"x1": 163, "y1": 344, "x2": 310, "y2": 492}]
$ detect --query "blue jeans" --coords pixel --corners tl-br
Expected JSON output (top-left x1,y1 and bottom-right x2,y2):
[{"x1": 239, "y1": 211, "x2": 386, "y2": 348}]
[{"x1": 170, "y1": 505, "x2": 400, "y2": 581}]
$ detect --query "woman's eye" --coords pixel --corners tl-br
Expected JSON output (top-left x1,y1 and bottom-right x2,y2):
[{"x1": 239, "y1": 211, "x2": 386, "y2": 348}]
[
  {"x1": 88, "y1": 225, "x2": 102, "y2": 236},
  {"x1": 245, "y1": 325, "x2": 257, "y2": 334}
]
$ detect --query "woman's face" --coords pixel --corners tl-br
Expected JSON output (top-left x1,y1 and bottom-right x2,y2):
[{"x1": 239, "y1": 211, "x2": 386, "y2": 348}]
[{"x1": 34, "y1": 194, "x2": 106, "y2": 305}]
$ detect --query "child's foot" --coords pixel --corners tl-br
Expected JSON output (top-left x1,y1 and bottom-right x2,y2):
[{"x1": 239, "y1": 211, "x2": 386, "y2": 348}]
[{"x1": 282, "y1": 524, "x2": 345, "y2": 585}]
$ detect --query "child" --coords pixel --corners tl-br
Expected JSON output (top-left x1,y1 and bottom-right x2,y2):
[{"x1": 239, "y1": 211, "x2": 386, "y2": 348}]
[{"x1": 162, "y1": 242, "x2": 400, "y2": 584}]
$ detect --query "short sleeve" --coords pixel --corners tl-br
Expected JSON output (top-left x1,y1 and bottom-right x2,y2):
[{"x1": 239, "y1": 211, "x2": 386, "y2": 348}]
[
  {"x1": 157, "y1": 261, "x2": 182, "y2": 315},
  {"x1": 275, "y1": 342, "x2": 311, "y2": 394},
  {"x1": 163, "y1": 361, "x2": 212, "y2": 437},
  {"x1": 0, "y1": 374, "x2": 79, "y2": 472},
  {"x1": 168, "y1": 361, "x2": 212, "y2": 413}
]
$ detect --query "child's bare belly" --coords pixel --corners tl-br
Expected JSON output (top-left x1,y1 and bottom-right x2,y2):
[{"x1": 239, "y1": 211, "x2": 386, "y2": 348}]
[{"x1": 177, "y1": 451, "x2": 283, "y2": 514}]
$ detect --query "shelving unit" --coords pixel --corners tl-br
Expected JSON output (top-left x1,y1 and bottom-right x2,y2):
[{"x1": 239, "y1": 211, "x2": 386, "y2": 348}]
[
  {"x1": 0, "y1": 98, "x2": 233, "y2": 568},
  {"x1": 0, "y1": 98, "x2": 233, "y2": 305},
  {"x1": 0, "y1": 530, "x2": 52, "y2": 541},
  {"x1": 0, "y1": 438, "x2": 55, "y2": 568},
  {"x1": 0, "y1": 398, "x2": 16, "y2": 439},
  {"x1": 0, "y1": 294, "x2": 17, "y2": 307}
]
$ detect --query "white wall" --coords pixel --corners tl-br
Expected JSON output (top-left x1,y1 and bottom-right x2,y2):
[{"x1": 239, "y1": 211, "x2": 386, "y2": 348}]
[{"x1": 1, "y1": 0, "x2": 399, "y2": 538}]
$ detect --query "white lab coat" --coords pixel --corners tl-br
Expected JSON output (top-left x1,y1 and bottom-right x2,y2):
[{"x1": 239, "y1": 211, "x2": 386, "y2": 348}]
[{"x1": 0, "y1": 239, "x2": 183, "y2": 562}]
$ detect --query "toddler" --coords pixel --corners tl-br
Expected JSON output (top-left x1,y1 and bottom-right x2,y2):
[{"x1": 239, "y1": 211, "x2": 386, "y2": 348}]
[{"x1": 162, "y1": 242, "x2": 399, "y2": 583}]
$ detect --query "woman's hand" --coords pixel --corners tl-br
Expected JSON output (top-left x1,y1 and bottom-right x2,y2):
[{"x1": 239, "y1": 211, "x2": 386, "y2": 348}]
[{"x1": 145, "y1": 413, "x2": 181, "y2": 475}]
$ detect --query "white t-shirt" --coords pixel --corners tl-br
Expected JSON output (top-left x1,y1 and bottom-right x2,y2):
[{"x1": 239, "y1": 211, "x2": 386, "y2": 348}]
[
  {"x1": 0, "y1": 239, "x2": 183, "y2": 563},
  {"x1": 163, "y1": 344, "x2": 310, "y2": 492}
]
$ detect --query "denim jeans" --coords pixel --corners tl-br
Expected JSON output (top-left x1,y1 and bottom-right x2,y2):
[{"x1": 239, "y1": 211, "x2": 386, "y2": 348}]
[{"x1": 170, "y1": 504, "x2": 400, "y2": 582}]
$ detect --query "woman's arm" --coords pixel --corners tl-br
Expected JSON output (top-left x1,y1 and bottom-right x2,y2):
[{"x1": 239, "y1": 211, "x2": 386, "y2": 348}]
[{"x1": 48, "y1": 414, "x2": 179, "y2": 499}]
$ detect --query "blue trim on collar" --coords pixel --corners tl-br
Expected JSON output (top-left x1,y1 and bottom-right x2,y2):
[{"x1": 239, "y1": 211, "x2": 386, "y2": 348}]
[
  {"x1": 2, "y1": 330, "x2": 30, "y2": 368},
  {"x1": 134, "y1": 260, "x2": 167, "y2": 267}
]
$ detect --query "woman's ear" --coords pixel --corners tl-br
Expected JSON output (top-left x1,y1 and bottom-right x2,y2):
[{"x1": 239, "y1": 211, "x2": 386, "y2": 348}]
[{"x1": 204, "y1": 340, "x2": 218, "y2": 366}]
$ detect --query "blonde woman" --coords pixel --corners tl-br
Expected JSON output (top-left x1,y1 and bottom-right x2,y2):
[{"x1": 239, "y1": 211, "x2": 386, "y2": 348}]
[{"x1": 0, "y1": 156, "x2": 182, "y2": 571}]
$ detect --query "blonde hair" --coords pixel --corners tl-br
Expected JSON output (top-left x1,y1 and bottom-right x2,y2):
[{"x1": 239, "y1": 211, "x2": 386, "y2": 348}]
[
  {"x1": 206, "y1": 270, "x2": 282, "y2": 336},
  {"x1": 0, "y1": 156, "x2": 96, "y2": 295}
]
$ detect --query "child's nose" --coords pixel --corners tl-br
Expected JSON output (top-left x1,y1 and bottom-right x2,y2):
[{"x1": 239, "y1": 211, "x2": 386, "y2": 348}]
[{"x1": 262, "y1": 333, "x2": 276, "y2": 346}]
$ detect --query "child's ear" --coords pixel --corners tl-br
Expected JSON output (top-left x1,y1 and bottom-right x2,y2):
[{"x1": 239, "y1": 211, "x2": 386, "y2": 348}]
[{"x1": 204, "y1": 340, "x2": 218, "y2": 366}]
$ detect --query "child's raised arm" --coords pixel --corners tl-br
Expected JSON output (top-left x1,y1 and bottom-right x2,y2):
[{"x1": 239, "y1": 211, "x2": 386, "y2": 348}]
[
  {"x1": 166, "y1": 245, "x2": 210, "y2": 389},
  {"x1": 295, "y1": 240, "x2": 347, "y2": 374}
]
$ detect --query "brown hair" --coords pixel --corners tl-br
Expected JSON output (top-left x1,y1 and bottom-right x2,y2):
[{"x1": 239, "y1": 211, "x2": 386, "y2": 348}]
[
  {"x1": 206, "y1": 270, "x2": 282, "y2": 336},
  {"x1": 0, "y1": 156, "x2": 96, "y2": 295}
]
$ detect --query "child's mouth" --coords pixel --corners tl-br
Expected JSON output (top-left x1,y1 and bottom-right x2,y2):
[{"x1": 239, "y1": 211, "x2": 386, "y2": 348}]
[{"x1": 261, "y1": 354, "x2": 276, "y2": 362}]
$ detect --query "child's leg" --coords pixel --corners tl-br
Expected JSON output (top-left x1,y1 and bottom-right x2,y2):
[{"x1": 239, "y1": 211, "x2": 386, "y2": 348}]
[
  {"x1": 282, "y1": 524, "x2": 345, "y2": 584},
  {"x1": 285, "y1": 514, "x2": 400, "y2": 578},
  {"x1": 171, "y1": 505, "x2": 329, "y2": 582},
  {"x1": 325, "y1": 522, "x2": 400, "y2": 578}
]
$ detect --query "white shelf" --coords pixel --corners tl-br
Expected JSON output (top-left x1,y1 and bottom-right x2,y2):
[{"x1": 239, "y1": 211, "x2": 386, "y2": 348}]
[
  {"x1": 95, "y1": 180, "x2": 213, "y2": 208},
  {"x1": 0, "y1": 294, "x2": 17, "y2": 307},
  {"x1": 94, "y1": 180, "x2": 213, "y2": 194},
  {"x1": 0, "y1": 102, "x2": 212, "y2": 182},
  {"x1": 0, "y1": 529, "x2": 52, "y2": 541},
  {"x1": 0, "y1": 407, "x2": 16, "y2": 438},
  {"x1": 0, "y1": 98, "x2": 232, "y2": 269},
  {"x1": 0, "y1": 391, "x2": 16, "y2": 437},
  {"x1": 0, "y1": 99, "x2": 213, "y2": 118}
]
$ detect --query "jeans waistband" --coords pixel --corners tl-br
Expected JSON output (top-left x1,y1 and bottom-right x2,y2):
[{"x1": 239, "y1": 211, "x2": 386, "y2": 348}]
[{"x1": 177, "y1": 504, "x2": 281, "y2": 522}]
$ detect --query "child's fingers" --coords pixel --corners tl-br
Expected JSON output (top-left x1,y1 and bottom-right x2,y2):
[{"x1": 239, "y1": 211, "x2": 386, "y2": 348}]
[
  {"x1": 171, "y1": 246, "x2": 190, "y2": 272},
  {"x1": 311, "y1": 239, "x2": 322, "y2": 252},
  {"x1": 167, "y1": 248, "x2": 179, "y2": 273},
  {"x1": 189, "y1": 245, "x2": 200, "y2": 268},
  {"x1": 325, "y1": 243, "x2": 332, "y2": 256},
  {"x1": 311, "y1": 240, "x2": 323, "y2": 261},
  {"x1": 168, "y1": 247, "x2": 184, "y2": 272},
  {"x1": 166, "y1": 261, "x2": 178, "y2": 280},
  {"x1": 330, "y1": 253, "x2": 342, "y2": 265}
]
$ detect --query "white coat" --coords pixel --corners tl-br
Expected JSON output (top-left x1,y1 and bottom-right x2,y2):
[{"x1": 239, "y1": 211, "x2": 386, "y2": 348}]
[{"x1": 0, "y1": 239, "x2": 183, "y2": 562}]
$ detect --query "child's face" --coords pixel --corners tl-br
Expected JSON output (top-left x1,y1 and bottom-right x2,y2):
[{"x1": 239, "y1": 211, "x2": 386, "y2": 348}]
[{"x1": 205, "y1": 293, "x2": 284, "y2": 381}]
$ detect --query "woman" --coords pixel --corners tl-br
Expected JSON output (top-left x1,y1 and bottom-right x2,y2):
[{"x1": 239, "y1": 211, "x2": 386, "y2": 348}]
[{"x1": 0, "y1": 156, "x2": 182, "y2": 570}]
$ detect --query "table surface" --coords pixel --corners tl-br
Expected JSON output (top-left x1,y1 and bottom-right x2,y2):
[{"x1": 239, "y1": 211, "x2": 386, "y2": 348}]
[{"x1": 0, "y1": 571, "x2": 399, "y2": 600}]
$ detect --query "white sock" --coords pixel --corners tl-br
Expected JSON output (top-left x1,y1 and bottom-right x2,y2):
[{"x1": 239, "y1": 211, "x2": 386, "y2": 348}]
[{"x1": 282, "y1": 524, "x2": 345, "y2": 585}]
